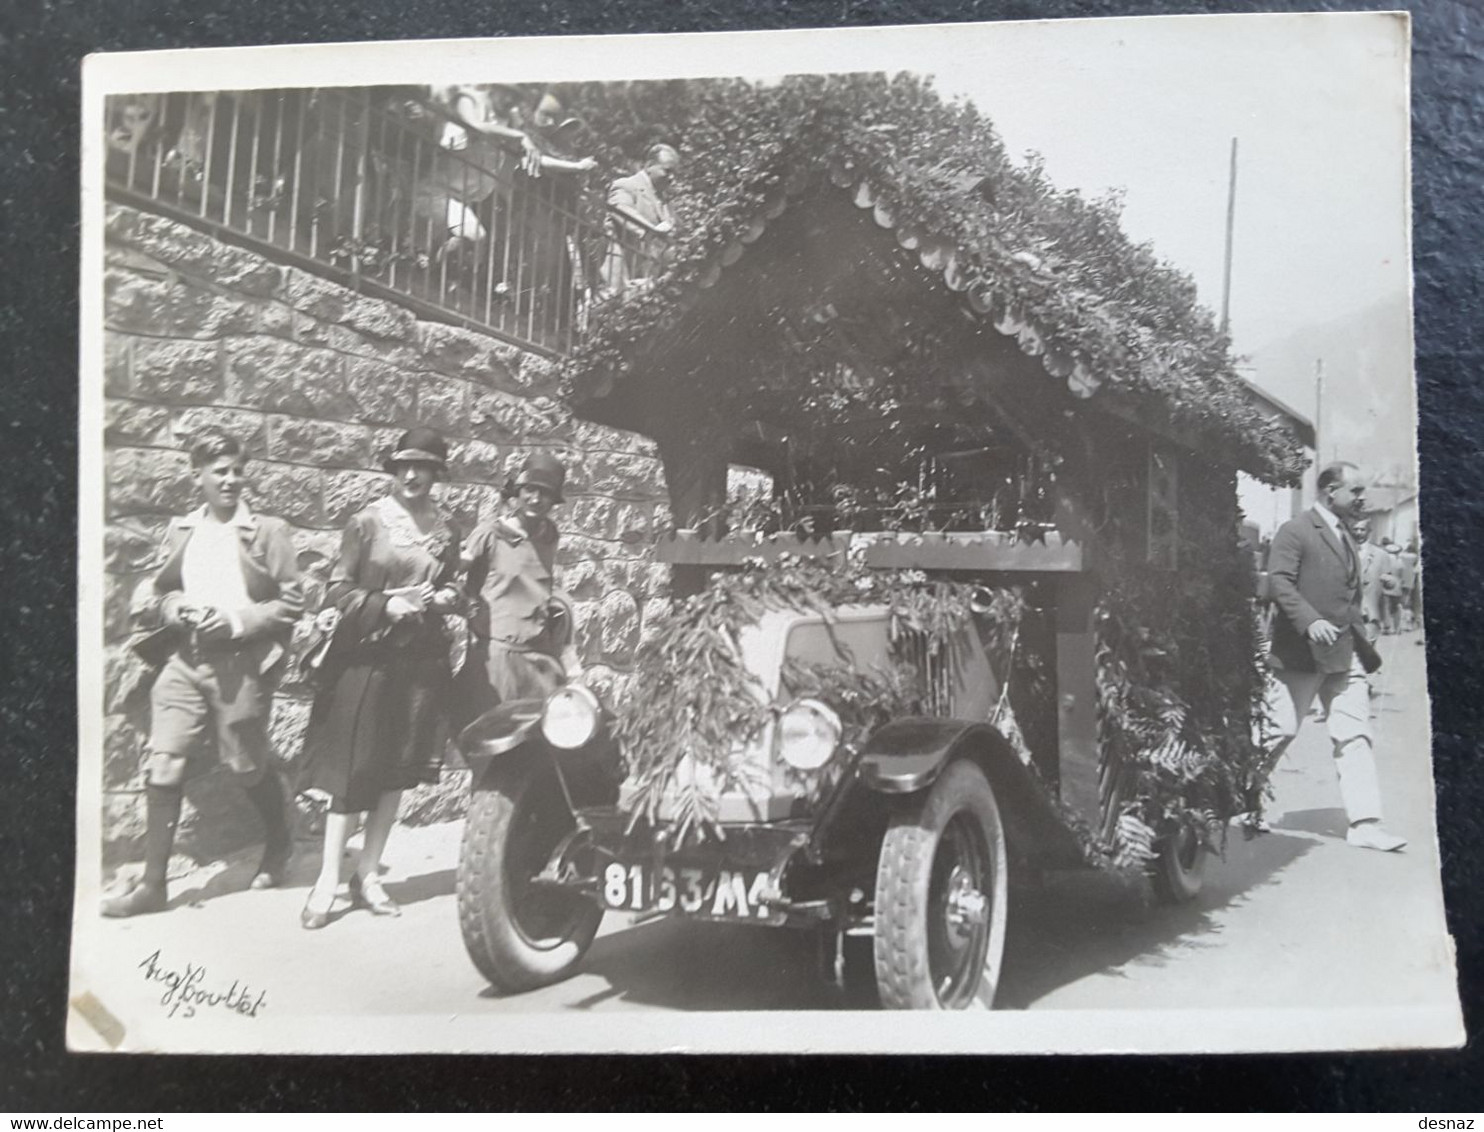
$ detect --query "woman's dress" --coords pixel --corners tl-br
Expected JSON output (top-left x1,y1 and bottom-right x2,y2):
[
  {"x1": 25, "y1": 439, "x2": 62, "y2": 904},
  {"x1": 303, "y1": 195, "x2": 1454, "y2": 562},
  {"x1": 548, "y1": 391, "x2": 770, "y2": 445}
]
[{"x1": 300, "y1": 495, "x2": 461, "y2": 813}]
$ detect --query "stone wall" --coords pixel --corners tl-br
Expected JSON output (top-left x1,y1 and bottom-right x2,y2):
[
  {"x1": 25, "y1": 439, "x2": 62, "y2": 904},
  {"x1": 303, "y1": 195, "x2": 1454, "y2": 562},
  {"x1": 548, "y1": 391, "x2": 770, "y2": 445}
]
[{"x1": 100, "y1": 203, "x2": 671, "y2": 869}]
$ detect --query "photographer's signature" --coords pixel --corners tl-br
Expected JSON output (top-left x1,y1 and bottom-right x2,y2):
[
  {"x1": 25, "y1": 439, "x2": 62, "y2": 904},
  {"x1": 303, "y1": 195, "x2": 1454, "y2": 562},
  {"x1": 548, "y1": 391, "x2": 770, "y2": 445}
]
[{"x1": 139, "y1": 949, "x2": 267, "y2": 1019}]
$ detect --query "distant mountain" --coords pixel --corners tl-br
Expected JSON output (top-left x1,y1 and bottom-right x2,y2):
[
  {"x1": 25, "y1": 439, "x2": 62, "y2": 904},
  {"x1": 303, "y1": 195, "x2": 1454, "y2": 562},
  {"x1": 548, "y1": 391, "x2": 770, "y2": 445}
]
[{"x1": 1240, "y1": 291, "x2": 1418, "y2": 474}]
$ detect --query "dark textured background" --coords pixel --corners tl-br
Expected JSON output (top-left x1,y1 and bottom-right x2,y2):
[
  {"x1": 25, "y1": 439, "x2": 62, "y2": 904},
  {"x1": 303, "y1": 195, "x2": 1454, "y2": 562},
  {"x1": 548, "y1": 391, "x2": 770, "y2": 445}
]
[{"x1": 1, "y1": 0, "x2": 1478, "y2": 1111}]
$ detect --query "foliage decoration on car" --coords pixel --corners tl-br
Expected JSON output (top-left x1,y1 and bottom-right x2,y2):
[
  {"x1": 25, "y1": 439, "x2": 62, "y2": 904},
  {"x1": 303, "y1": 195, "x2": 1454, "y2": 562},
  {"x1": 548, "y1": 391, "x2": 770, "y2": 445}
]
[
  {"x1": 615, "y1": 553, "x2": 1038, "y2": 842},
  {"x1": 1090, "y1": 457, "x2": 1269, "y2": 869}
]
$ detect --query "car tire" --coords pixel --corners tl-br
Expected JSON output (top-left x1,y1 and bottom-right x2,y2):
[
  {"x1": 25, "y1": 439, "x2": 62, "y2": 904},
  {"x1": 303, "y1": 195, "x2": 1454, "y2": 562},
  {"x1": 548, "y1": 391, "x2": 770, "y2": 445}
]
[
  {"x1": 456, "y1": 756, "x2": 603, "y2": 993},
  {"x1": 873, "y1": 759, "x2": 1009, "y2": 1010},
  {"x1": 1149, "y1": 821, "x2": 1207, "y2": 904}
]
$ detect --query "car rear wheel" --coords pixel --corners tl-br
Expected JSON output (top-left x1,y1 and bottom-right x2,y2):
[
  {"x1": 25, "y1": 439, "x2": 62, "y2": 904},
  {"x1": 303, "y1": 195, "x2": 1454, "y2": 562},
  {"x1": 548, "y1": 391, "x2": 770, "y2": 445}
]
[
  {"x1": 873, "y1": 759, "x2": 1008, "y2": 1010},
  {"x1": 1149, "y1": 821, "x2": 1207, "y2": 904},
  {"x1": 456, "y1": 756, "x2": 603, "y2": 993}
]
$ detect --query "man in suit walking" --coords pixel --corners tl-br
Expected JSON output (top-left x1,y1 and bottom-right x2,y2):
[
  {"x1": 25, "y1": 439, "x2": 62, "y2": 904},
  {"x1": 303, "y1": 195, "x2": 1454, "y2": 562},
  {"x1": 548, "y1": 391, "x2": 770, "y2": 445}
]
[{"x1": 1259, "y1": 461, "x2": 1406, "y2": 851}]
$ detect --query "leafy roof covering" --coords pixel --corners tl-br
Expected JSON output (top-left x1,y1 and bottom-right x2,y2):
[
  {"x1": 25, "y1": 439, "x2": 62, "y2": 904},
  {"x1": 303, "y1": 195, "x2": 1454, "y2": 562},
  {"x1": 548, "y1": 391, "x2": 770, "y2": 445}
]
[{"x1": 559, "y1": 73, "x2": 1307, "y2": 485}]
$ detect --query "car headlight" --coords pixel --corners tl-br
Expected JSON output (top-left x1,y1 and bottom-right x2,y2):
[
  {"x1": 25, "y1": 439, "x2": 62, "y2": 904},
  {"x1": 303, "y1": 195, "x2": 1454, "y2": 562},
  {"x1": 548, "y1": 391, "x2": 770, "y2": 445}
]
[
  {"x1": 778, "y1": 698, "x2": 842, "y2": 770},
  {"x1": 541, "y1": 684, "x2": 601, "y2": 749}
]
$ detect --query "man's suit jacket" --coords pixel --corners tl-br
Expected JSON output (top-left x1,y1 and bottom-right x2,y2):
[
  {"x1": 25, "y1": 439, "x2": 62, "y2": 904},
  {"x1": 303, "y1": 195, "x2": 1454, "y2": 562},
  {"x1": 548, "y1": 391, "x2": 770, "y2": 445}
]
[
  {"x1": 131, "y1": 505, "x2": 304, "y2": 675},
  {"x1": 607, "y1": 170, "x2": 672, "y2": 229},
  {"x1": 1267, "y1": 507, "x2": 1364, "y2": 674}
]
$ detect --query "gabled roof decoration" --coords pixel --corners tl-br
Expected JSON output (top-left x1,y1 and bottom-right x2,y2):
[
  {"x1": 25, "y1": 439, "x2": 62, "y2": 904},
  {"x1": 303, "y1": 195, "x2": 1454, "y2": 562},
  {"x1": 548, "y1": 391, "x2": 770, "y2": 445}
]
[{"x1": 560, "y1": 74, "x2": 1309, "y2": 485}]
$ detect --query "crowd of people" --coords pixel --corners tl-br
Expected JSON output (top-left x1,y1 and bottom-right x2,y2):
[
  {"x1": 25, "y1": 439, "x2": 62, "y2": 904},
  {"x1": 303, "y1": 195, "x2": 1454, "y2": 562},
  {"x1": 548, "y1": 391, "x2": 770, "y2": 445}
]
[
  {"x1": 102, "y1": 427, "x2": 580, "y2": 928},
  {"x1": 414, "y1": 83, "x2": 681, "y2": 298}
]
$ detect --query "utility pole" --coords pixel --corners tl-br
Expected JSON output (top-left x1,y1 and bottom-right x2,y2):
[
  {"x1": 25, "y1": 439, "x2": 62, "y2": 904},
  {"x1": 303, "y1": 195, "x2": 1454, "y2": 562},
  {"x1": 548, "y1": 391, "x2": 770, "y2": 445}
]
[
  {"x1": 1314, "y1": 357, "x2": 1324, "y2": 455},
  {"x1": 1220, "y1": 137, "x2": 1239, "y2": 337}
]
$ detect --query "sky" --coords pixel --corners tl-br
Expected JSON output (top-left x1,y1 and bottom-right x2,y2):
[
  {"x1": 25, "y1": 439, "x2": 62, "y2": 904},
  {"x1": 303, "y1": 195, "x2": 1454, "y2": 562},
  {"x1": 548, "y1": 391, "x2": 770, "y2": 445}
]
[{"x1": 927, "y1": 13, "x2": 1417, "y2": 483}]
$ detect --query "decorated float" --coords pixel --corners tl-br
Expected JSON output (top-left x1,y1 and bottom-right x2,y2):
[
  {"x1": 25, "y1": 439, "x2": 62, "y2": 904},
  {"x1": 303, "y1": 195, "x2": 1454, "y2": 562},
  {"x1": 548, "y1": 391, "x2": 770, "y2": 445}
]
[{"x1": 453, "y1": 74, "x2": 1312, "y2": 1009}]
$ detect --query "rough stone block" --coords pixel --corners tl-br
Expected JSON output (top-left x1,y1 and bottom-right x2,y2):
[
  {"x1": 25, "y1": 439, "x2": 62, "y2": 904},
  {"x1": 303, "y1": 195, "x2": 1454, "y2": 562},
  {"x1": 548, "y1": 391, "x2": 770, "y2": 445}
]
[
  {"x1": 597, "y1": 589, "x2": 640, "y2": 664},
  {"x1": 131, "y1": 338, "x2": 224, "y2": 404},
  {"x1": 437, "y1": 483, "x2": 498, "y2": 535},
  {"x1": 269, "y1": 415, "x2": 373, "y2": 469},
  {"x1": 285, "y1": 269, "x2": 415, "y2": 341},
  {"x1": 105, "y1": 516, "x2": 169, "y2": 574},
  {"x1": 105, "y1": 268, "x2": 255, "y2": 338},
  {"x1": 104, "y1": 203, "x2": 142, "y2": 243},
  {"x1": 256, "y1": 301, "x2": 295, "y2": 337},
  {"x1": 170, "y1": 406, "x2": 269, "y2": 456},
  {"x1": 417, "y1": 321, "x2": 521, "y2": 385},
  {"x1": 249, "y1": 463, "x2": 325, "y2": 527},
  {"x1": 104, "y1": 399, "x2": 173, "y2": 448},
  {"x1": 613, "y1": 500, "x2": 655, "y2": 545},
  {"x1": 555, "y1": 532, "x2": 613, "y2": 567},
  {"x1": 212, "y1": 247, "x2": 285, "y2": 299},
  {"x1": 570, "y1": 419, "x2": 660, "y2": 459},
  {"x1": 572, "y1": 601, "x2": 602, "y2": 660},
  {"x1": 104, "y1": 334, "x2": 132, "y2": 396},
  {"x1": 228, "y1": 337, "x2": 353, "y2": 419},
  {"x1": 115, "y1": 209, "x2": 284, "y2": 297},
  {"x1": 101, "y1": 791, "x2": 147, "y2": 865},
  {"x1": 103, "y1": 571, "x2": 144, "y2": 640},
  {"x1": 415, "y1": 374, "x2": 471, "y2": 434},
  {"x1": 635, "y1": 561, "x2": 672, "y2": 603},
  {"x1": 638, "y1": 597, "x2": 673, "y2": 649},
  {"x1": 555, "y1": 558, "x2": 603, "y2": 602},
  {"x1": 104, "y1": 645, "x2": 156, "y2": 715},
  {"x1": 344, "y1": 357, "x2": 420, "y2": 427},
  {"x1": 112, "y1": 210, "x2": 217, "y2": 273},
  {"x1": 323, "y1": 468, "x2": 389, "y2": 528},
  {"x1": 468, "y1": 389, "x2": 573, "y2": 444},
  {"x1": 103, "y1": 717, "x2": 146, "y2": 791},
  {"x1": 566, "y1": 495, "x2": 617, "y2": 541},
  {"x1": 509, "y1": 352, "x2": 561, "y2": 395},
  {"x1": 446, "y1": 437, "x2": 504, "y2": 485},
  {"x1": 106, "y1": 447, "x2": 197, "y2": 517},
  {"x1": 587, "y1": 450, "x2": 667, "y2": 497}
]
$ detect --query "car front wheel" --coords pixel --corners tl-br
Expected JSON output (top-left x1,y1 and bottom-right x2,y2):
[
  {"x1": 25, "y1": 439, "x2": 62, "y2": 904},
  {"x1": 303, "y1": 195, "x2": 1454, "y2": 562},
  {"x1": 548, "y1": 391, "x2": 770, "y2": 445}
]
[
  {"x1": 456, "y1": 755, "x2": 603, "y2": 993},
  {"x1": 873, "y1": 759, "x2": 1009, "y2": 1010}
]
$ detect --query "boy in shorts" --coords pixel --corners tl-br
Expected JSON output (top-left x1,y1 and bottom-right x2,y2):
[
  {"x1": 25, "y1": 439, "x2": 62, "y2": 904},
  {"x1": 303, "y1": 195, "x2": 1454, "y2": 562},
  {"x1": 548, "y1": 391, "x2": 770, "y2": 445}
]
[{"x1": 103, "y1": 431, "x2": 304, "y2": 917}]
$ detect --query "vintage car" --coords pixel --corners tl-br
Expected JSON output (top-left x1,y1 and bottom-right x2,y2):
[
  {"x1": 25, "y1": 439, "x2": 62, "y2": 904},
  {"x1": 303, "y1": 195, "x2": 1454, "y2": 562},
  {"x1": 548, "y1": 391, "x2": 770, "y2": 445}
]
[{"x1": 454, "y1": 533, "x2": 1210, "y2": 1011}]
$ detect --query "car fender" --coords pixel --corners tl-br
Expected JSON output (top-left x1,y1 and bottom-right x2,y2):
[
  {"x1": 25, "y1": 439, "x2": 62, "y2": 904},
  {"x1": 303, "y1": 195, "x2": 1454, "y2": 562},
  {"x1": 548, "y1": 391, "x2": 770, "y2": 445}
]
[
  {"x1": 857, "y1": 717, "x2": 1087, "y2": 869},
  {"x1": 458, "y1": 699, "x2": 621, "y2": 807}
]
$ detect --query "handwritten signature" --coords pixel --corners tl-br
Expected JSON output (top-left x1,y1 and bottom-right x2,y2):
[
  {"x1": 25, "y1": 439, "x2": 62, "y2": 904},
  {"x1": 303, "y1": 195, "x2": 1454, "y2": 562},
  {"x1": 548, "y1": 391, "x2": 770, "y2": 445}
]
[{"x1": 139, "y1": 949, "x2": 267, "y2": 1020}]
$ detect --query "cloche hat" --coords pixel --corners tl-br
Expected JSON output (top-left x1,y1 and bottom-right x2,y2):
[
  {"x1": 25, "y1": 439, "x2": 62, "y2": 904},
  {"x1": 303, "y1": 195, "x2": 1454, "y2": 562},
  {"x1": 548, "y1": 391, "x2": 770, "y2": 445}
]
[
  {"x1": 511, "y1": 451, "x2": 566, "y2": 503},
  {"x1": 383, "y1": 427, "x2": 449, "y2": 474}
]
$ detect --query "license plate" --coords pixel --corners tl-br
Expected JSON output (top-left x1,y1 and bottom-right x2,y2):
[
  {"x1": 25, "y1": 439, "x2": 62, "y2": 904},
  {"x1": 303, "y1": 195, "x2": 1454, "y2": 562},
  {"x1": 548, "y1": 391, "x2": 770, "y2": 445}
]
[{"x1": 600, "y1": 861, "x2": 776, "y2": 921}]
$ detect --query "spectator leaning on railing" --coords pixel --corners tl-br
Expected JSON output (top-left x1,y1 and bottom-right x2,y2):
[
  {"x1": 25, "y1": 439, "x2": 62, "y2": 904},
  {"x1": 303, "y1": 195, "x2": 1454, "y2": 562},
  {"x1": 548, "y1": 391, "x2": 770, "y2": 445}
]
[
  {"x1": 601, "y1": 143, "x2": 681, "y2": 293},
  {"x1": 420, "y1": 84, "x2": 597, "y2": 262}
]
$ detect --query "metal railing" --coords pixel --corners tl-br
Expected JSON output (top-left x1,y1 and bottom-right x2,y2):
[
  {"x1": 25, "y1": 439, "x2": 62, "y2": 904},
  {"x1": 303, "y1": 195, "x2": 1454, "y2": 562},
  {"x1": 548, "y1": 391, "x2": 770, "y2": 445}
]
[{"x1": 104, "y1": 88, "x2": 667, "y2": 357}]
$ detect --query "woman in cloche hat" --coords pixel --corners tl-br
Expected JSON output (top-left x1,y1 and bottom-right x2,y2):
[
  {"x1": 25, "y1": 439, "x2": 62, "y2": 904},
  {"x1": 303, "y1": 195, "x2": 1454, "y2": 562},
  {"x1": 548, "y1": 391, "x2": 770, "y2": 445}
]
[
  {"x1": 460, "y1": 451, "x2": 582, "y2": 717},
  {"x1": 297, "y1": 427, "x2": 465, "y2": 929}
]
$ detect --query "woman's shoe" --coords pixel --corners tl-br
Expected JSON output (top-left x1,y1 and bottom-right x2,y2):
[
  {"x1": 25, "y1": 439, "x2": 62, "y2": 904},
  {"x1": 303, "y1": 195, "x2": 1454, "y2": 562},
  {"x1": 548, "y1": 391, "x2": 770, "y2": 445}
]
[
  {"x1": 349, "y1": 872, "x2": 401, "y2": 917},
  {"x1": 300, "y1": 884, "x2": 336, "y2": 930}
]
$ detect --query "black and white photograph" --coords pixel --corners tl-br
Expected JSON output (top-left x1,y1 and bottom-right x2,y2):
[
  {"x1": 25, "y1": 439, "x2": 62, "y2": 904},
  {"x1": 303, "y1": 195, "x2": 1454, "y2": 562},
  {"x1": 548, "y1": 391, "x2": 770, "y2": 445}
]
[{"x1": 71, "y1": 13, "x2": 1464, "y2": 1053}]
